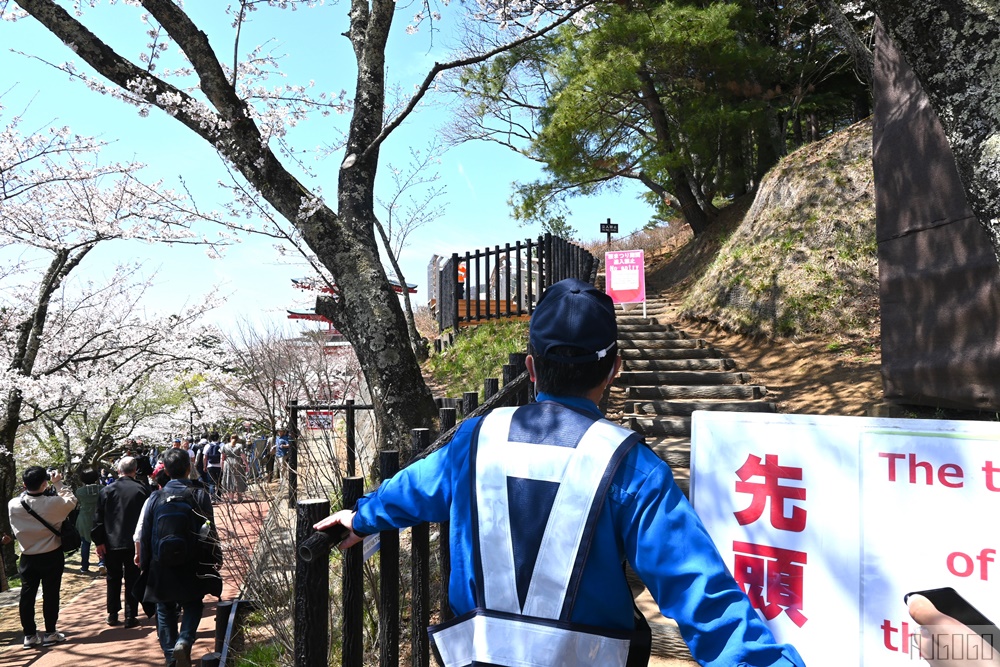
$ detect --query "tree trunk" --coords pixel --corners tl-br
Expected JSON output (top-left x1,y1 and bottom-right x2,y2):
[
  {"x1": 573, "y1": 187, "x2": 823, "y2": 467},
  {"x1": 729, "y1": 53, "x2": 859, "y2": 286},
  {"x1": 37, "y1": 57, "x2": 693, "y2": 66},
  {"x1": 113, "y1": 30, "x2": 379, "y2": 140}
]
[
  {"x1": 873, "y1": 5, "x2": 1000, "y2": 262},
  {"x1": 0, "y1": 394, "x2": 21, "y2": 577},
  {"x1": 635, "y1": 70, "x2": 712, "y2": 235},
  {"x1": 0, "y1": 248, "x2": 90, "y2": 574},
  {"x1": 816, "y1": 0, "x2": 874, "y2": 87}
]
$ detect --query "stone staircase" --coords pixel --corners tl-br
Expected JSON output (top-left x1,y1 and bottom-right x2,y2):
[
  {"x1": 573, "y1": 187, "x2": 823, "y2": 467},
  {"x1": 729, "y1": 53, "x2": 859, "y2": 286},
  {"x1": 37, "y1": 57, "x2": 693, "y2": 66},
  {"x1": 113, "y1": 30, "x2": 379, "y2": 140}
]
[
  {"x1": 607, "y1": 297, "x2": 776, "y2": 663},
  {"x1": 607, "y1": 297, "x2": 776, "y2": 497}
]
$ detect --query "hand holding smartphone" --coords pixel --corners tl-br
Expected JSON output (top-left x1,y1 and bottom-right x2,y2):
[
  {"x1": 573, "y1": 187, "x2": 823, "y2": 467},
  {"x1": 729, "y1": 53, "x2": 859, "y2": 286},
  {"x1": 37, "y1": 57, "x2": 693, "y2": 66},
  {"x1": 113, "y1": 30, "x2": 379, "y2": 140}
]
[{"x1": 906, "y1": 587, "x2": 1000, "y2": 658}]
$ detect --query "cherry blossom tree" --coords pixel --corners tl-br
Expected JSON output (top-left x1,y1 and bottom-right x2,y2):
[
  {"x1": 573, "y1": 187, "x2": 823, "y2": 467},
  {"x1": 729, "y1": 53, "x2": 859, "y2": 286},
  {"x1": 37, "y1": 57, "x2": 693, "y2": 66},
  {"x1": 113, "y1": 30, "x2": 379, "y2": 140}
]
[
  {"x1": 0, "y1": 103, "x2": 224, "y2": 572},
  {"x1": 4, "y1": 0, "x2": 596, "y2": 459},
  {"x1": 16, "y1": 276, "x2": 222, "y2": 473}
]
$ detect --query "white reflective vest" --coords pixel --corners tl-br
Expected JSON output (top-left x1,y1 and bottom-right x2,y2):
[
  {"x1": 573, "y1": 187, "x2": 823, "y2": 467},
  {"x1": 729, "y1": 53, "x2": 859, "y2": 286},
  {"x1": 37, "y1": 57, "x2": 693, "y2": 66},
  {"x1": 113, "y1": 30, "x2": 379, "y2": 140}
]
[{"x1": 429, "y1": 405, "x2": 646, "y2": 667}]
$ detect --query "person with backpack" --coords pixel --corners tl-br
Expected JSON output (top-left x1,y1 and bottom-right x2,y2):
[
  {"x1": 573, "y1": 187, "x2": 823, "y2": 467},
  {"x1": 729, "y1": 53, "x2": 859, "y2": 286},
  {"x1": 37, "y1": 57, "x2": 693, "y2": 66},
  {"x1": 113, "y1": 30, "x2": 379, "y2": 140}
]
[
  {"x1": 138, "y1": 447, "x2": 222, "y2": 667},
  {"x1": 73, "y1": 467, "x2": 102, "y2": 574},
  {"x1": 204, "y1": 432, "x2": 223, "y2": 501},
  {"x1": 93, "y1": 456, "x2": 150, "y2": 628},
  {"x1": 273, "y1": 429, "x2": 291, "y2": 482},
  {"x1": 7, "y1": 466, "x2": 78, "y2": 649}
]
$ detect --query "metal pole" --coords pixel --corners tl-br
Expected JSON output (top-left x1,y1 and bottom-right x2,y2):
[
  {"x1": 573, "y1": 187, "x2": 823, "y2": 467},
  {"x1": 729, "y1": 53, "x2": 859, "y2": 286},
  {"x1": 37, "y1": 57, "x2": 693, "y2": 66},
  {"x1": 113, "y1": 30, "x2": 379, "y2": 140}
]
[
  {"x1": 288, "y1": 399, "x2": 299, "y2": 509},
  {"x1": 345, "y1": 399, "x2": 356, "y2": 477}
]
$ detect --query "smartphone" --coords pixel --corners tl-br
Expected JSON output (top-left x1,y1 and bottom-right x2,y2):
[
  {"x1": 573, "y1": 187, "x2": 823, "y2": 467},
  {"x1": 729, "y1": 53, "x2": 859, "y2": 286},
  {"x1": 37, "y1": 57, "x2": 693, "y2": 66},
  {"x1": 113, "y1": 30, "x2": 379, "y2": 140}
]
[{"x1": 905, "y1": 587, "x2": 1000, "y2": 650}]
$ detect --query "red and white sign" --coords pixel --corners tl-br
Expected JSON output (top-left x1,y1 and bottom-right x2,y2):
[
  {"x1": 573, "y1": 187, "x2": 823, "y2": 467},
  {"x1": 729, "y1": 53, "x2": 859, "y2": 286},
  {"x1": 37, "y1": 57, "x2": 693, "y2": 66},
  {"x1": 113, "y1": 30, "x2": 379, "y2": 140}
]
[
  {"x1": 305, "y1": 410, "x2": 335, "y2": 430},
  {"x1": 691, "y1": 411, "x2": 1000, "y2": 666},
  {"x1": 605, "y1": 250, "x2": 645, "y2": 305}
]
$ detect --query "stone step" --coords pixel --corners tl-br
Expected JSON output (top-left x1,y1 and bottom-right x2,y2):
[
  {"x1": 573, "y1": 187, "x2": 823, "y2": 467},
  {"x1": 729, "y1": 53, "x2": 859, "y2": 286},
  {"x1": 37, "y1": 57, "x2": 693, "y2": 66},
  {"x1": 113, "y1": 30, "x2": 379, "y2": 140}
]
[
  {"x1": 619, "y1": 331, "x2": 699, "y2": 342},
  {"x1": 624, "y1": 358, "x2": 736, "y2": 372},
  {"x1": 618, "y1": 335, "x2": 693, "y2": 348},
  {"x1": 620, "y1": 348, "x2": 721, "y2": 360},
  {"x1": 629, "y1": 416, "x2": 692, "y2": 437},
  {"x1": 620, "y1": 339, "x2": 705, "y2": 352},
  {"x1": 618, "y1": 347, "x2": 722, "y2": 360},
  {"x1": 618, "y1": 315, "x2": 674, "y2": 331},
  {"x1": 627, "y1": 384, "x2": 768, "y2": 400},
  {"x1": 617, "y1": 322, "x2": 675, "y2": 333},
  {"x1": 618, "y1": 371, "x2": 752, "y2": 386},
  {"x1": 626, "y1": 399, "x2": 777, "y2": 416}
]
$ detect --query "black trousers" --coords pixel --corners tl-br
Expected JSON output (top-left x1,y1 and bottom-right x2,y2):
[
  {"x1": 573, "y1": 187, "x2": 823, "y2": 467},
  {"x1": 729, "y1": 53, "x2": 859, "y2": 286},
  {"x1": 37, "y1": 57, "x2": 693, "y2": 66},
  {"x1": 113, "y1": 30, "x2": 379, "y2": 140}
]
[
  {"x1": 104, "y1": 548, "x2": 140, "y2": 618},
  {"x1": 18, "y1": 548, "x2": 64, "y2": 636}
]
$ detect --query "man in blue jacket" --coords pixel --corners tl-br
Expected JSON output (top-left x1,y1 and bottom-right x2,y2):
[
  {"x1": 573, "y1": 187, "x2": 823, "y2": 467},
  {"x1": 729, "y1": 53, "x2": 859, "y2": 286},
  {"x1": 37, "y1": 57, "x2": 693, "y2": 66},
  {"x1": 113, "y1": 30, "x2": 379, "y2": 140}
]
[{"x1": 315, "y1": 278, "x2": 805, "y2": 667}]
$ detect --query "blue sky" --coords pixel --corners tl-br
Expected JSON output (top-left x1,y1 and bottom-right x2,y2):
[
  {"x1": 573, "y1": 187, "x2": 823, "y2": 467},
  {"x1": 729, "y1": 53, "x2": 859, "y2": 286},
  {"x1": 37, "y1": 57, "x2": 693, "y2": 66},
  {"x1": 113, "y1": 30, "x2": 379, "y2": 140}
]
[{"x1": 0, "y1": 2, "x2": 654, "y2": 333}]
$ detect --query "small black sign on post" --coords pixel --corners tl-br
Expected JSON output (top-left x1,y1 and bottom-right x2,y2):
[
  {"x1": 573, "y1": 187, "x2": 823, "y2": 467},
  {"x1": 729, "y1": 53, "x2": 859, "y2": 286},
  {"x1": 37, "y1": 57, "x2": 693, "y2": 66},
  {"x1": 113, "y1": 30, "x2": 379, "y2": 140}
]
[{"x1": 600, "y1": 217, "x2": 618, "y2": 248}]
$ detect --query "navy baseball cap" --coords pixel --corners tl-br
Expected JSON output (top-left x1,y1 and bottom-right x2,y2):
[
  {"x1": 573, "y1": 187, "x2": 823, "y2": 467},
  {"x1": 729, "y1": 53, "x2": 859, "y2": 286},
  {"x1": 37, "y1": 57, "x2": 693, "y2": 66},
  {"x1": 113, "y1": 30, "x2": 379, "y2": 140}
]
[{"x1": 530, "y1": 279, "x2": 617, "y2": 363}]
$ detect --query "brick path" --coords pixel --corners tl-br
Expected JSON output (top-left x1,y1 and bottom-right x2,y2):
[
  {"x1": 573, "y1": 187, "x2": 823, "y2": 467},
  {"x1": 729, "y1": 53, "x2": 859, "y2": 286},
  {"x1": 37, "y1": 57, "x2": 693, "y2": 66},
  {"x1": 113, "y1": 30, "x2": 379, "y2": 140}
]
[{"x1": 0, "y1": 497, "x2": 267, "y2": 667}]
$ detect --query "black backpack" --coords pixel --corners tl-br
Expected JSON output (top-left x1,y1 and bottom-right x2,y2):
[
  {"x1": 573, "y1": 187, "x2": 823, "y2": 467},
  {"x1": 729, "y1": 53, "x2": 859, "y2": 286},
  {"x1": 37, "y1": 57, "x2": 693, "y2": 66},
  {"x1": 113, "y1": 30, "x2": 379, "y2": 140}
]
[
  {"x1": 150, "y1": 488, "x2": 208, "y2": 567},
  {"x1": 205, "y1": 442, "x2": 222, "y2": 466}
]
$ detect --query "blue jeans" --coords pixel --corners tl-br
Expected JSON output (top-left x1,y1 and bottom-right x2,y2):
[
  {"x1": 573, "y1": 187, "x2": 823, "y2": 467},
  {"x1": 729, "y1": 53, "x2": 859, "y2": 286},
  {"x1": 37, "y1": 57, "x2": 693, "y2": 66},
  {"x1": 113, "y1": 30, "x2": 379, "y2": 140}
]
[{"x1": 156, "y1": 600, "x2": 204, "y2": 662}]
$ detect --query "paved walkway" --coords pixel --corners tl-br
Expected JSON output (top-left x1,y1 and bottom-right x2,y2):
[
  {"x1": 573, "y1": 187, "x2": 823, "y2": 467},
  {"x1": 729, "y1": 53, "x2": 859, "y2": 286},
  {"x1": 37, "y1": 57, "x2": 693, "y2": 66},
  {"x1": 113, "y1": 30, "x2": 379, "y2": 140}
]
[{"x1": 0, "y1": 497, "x2": 268, "y2": 667}]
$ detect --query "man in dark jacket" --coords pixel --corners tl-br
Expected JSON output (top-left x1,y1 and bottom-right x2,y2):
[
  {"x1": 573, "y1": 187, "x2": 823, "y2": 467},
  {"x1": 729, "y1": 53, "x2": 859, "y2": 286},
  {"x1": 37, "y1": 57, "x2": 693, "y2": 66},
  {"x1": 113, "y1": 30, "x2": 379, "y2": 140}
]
[
  {"x1": 139, "y1": 447, "x2": 221, "y2": 667},
  {"x1": 93, "y1": 456, "x2": 149, "y2": 628}
]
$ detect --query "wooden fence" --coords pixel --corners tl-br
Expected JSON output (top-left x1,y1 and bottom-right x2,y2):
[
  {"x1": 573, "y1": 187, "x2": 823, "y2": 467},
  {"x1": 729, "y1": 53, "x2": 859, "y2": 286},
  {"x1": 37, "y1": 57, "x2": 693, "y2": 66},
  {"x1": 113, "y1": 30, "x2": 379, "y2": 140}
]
[
  {"x1": 432, "y1": 233, "x2": 598, "y2": 332},
  {"x1": 292, "y1": 354, "x2": 532, "y2": 667}
]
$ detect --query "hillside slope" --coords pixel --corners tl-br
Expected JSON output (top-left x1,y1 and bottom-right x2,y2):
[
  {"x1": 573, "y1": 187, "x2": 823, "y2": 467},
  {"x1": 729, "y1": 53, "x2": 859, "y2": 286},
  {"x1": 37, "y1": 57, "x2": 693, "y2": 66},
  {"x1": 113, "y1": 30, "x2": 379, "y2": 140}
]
[
  {"x1": 681, "y1": 118, "x2": 877, "y2": 337},
  {"x1": 642, "y1": 119, "x2": 883, "y2": 415}
]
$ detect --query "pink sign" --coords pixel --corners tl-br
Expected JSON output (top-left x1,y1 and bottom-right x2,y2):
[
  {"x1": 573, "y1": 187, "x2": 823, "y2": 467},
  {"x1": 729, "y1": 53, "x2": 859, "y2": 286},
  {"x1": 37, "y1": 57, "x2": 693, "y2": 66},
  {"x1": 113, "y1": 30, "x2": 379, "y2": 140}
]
[{"x1": 605, "y1": 250, "x2": 646, "y2": 304}]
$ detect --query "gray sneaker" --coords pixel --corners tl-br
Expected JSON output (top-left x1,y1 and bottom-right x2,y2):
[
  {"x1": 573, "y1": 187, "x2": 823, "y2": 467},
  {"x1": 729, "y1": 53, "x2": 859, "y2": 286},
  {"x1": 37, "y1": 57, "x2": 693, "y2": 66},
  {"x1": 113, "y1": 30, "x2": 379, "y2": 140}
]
[
  {"x1": 41, "y1": 631, "x2": 66, "y2": 645},
  {"x1": 173, "y1": 639, "x2": 192, "y2": 667},
  {"x1": 22, "y1": 633, "x2": 42, "y2": 649}
]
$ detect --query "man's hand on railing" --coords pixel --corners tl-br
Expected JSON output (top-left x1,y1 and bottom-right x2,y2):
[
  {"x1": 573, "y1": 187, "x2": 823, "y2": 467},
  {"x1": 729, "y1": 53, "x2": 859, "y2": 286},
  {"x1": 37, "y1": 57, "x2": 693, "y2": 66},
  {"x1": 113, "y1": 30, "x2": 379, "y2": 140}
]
[{"x1": 313, "y1": 510, "x2": 362, "y2": 551}]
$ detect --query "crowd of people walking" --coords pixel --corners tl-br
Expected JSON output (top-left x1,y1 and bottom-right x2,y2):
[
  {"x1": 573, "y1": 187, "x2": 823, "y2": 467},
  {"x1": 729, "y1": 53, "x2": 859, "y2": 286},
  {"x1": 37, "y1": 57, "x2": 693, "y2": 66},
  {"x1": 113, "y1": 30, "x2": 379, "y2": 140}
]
[{"x1": 5, "y1": 428, "x2": 287, "y2": 665}]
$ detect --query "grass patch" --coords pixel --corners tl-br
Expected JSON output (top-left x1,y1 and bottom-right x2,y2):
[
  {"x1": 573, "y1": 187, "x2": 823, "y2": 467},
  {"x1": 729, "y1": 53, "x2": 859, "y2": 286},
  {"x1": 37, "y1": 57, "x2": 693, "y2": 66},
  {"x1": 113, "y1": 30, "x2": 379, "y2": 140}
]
[
  {"x1": 234, "y1": 640, "x2": 285, "y2": 667},
  {"x1": 425, "y1": 319, "x2": 528, "y2": 399}
]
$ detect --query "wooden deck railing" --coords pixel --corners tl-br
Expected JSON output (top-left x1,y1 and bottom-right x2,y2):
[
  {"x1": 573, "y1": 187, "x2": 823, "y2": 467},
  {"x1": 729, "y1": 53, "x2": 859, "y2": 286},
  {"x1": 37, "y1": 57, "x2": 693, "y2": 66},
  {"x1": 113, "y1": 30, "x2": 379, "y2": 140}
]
[{"x1": 431, "y1": 233, "x2": 597, "y2": 332}]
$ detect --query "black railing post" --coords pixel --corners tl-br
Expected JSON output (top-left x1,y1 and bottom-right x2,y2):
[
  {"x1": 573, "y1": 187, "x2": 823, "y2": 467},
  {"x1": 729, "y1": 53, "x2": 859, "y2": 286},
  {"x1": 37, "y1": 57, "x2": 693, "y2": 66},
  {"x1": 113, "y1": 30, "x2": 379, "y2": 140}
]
[
  {"x1": 342, "y1": 476, "x2": 364, "y2": 667},
  {"x1": 464, "y1": 250, "x2": 472, "y2": 324},
  {"x1": 345, "y1": 399, "x2": 356, "y2": 476},
  {"x1": 379, "y1": 451, "x2": 400, "y2": 667},
  {"x1": 295, "y1": 498, "x2": 331, "y2": 667},
  {"x1": 526, "y1": 238, "x2": 535, "y2": 314},
  {"x1": 543, "y1": 233, "x2": 553, "y2": 289},
  {"x1": 288, "y1": 399, "x2": 299, "y2": 509},
  {"x1": 474, "y1": 250, "x2": 482, "y2": 322},
  {"x1": 437, "y1": 262, "x2": 444, "y2": 332},
  {"x1": 439, "y1": 407, "x2": 457, "y2": 434},
  {"x1": 462, "y1": 391, "x2": 478, "y2": 418},
  {"x1": 504, "y1": 243, "x2": 512, "y2": 317},
  {"x1": 514, "y1": 241, "x2": 523, "y2": 316},
  {"x1": 494, "y1": 244, "x2": 502, "y2": 319},
  {"x1": 410, "y1": 429, "x2": 432, "y2": 667},
  {"x1": 451, "y1": 252, "x2": 460, "y2": 333},
  {"x1": 484, "y1": 246, "x2": 492, "y2": 321},
  {"x1": 484, "y1": 378, "x2": 499, "y2": 401}
]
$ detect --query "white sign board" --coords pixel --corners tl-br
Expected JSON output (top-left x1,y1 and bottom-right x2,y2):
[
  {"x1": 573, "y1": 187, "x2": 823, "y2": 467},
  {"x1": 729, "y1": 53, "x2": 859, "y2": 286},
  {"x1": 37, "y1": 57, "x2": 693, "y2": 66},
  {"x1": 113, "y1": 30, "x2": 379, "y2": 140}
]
[{"x1": 691, "y1": 411, "x2": 1000, "y2": 667}]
